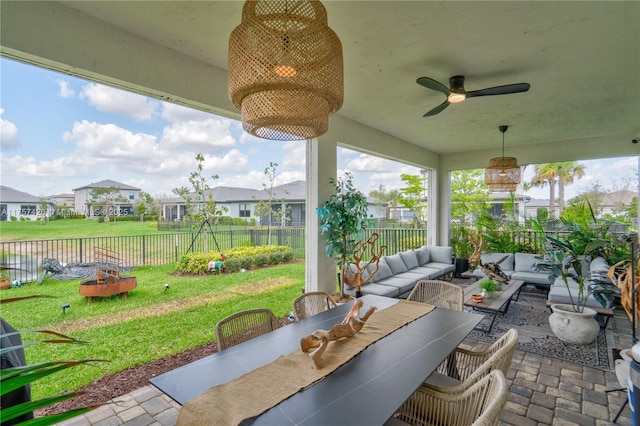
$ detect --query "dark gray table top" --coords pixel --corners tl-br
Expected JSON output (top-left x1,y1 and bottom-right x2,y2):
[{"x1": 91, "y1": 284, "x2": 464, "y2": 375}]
[{"x1": 150, "y1": 294, "x2": 483, "y2": 425}]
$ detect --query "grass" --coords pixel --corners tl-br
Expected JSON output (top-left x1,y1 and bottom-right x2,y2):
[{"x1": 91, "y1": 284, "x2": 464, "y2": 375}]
[
  {"x1": 0, "y1": 218, "x2": 251, "y2": 241},
  {"x1": 1, "y1": 261, "x2": 305, "y2": 401},
  {"x1": 0, "y1": 219, "x2": 162, "y2": 241}
]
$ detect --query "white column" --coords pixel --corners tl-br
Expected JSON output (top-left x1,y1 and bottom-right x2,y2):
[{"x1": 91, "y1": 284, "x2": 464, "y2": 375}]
[{"x1": 305, "y1": 137, "x2": 337, "y2": 294}]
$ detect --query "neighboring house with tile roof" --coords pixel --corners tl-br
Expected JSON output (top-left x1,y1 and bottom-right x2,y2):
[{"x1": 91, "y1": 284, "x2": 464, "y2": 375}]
[
  {"x1": 73, "y1": 179, "x2": 141, "y2": 217},
  {"x1": 0, "y1": 185, "x2": 53, "y2": 221}
]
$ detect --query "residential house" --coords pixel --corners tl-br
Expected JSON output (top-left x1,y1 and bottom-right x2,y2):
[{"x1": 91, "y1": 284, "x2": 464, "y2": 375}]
[
  {"x1": 161, "y1": 180, "x2": 384, "y2": 225},
  {"x1": 0, "y1": 186, "x2": 53, "y2": 221},
  {"x1": 73, "y1": 179, "x2": 141, "y2": 218}
]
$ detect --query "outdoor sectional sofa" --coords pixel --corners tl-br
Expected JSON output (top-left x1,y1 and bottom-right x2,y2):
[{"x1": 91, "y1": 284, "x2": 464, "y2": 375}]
[
  {"x1": 344, "y1": 245, "x2": 455, "y2": 298},
  {"x1": 472, "y1": 252, "x2": 555, "y2": 291}
]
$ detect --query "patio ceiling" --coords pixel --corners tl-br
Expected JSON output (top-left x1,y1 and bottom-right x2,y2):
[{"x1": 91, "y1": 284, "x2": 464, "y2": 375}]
[{"x1": 1, "y1": 1, "x2": 639, "y2": 170}]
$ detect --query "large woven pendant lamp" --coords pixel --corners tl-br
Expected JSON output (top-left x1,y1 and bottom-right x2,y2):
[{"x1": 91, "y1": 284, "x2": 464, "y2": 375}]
[
  {"x1": 484, "y1": 125, "x2": 521, "y2": 192},
  {"x1": 228, "y1": 0, "x2": 343, "y2": 141}
]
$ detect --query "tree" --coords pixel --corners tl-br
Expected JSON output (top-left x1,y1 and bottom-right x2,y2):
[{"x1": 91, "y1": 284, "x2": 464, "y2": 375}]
[
  {"x1": 172, "y1": 154, "x2": 227, "y2": 224},
  {"x1": 91, "y1": 187, "x2": 125, "y2": 222},
  {"x1": 135, "y1": 191, "x2": 158, "y2": 220},
  {"x1": 316, "y1": 172, "x2": 371, "y2": 299},
  {"x1": 398, "y1": 172, "x2": 428, "y2": 229},
  {"x1": 254, "y1": 162, "x2": 290, "y2": 244},
  {"x1": 368, "y1": 184, "x2": 401, "y2": 221},
  {"x1": 526, "y1": 161, "x2": 586, "y2": 219},
  {"x1": 527, "y1": 163, "x2": 560, "y2": 219},
  {"x1": 555, "y1": 161, "x2": 585, "y2": 214},
  {"x1": 450, "y1": 169, "x2": 490, "y2": 226}
]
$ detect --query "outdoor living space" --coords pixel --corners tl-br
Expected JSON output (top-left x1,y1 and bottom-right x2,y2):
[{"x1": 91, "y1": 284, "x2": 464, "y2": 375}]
[
  {"x1": 56, "y1": 276, "x2": 636, "y2": 426},
  {"x1": 1, "y1": 1, "x2": 639, "y2": 425}
]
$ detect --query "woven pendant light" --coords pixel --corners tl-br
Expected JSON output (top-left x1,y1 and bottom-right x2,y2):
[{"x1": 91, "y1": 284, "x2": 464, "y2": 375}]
[
  {"x1": 484, "y1": 125, "x2": 521, "y2": 192},
  {"x1": 228, "y1": 0, "x2": 343, "y2": 141}
]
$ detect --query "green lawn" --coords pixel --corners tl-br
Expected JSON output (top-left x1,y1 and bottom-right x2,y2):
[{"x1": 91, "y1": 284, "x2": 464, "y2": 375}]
[
  {"x1": 0, "y1": 219, "x2": 162, "y2": 241},
  {"x1": 1, "y1": 261, "x2": 306, "y2": 401}
]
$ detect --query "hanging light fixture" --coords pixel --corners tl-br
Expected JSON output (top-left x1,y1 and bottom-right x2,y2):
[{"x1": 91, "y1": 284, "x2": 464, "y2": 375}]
[
  {"x1": 228, "y1": 0, "x2": 343, "y2": 141},
  {"x1": 484, "y1": 125, "x2": 521, "y2": 192}
]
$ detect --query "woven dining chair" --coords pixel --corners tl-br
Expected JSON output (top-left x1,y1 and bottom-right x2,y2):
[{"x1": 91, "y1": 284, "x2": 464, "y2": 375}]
[
  {"x1": 292, "y1": 291, "x2": 337, "y2": 321},
  {"x1": 215, "y1": 308, "x2": 282, "y2": 351},
  {"x1": 393, "y1": 369, "x2": 508, "y2": 426},
  {"x1": 425, "y1": 328, "x2": 518, "y2": 394},
  {"x1": 406, "y1": 280, "x2": 464, "y2": 311}
]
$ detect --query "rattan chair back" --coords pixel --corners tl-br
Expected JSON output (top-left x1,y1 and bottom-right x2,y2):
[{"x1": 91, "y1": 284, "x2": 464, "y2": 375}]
[
  {"x1": 394, "y1": 369, "x2": 508, "y2": 426},
  {"x1": 430, "y1": 328, "x2": 518, "y2": 394},
  {"x1": 215, "y1": 308, "x2": 281, "y2": 351},
  {"x1": 292, "y1": 291, "x2": 337, "y2": 321},
  {"x1": 407, "y1": 280, "x2": 464, "y2": 311}
]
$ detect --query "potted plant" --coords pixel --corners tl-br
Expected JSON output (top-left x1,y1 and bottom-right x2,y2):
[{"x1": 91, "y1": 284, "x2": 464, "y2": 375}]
[
  {"x1": 450, "y1": 226, "x2": 474, "y2": 277},
  {"x1": 477, "y1": 278, "x2": 501, "y2": 298},
  {"x1": 316, "y1": 172, "x2": 371, "y2": 301},
  {"x1": 532, "y1": 215, "x2": 615, "y2": 345}
]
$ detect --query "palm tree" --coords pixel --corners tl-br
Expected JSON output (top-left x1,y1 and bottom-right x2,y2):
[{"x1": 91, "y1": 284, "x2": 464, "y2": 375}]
[
  {"x1": 527, "y1": 164, "x2": 560, "y2": 218},
  {"x1": 556, "y1": 161, "x2": 585, "y2": 214}
]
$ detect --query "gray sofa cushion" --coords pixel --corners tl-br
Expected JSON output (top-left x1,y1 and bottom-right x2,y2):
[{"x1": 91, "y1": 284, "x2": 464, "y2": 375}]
[
  {"x1": 411, "y1": 266, "x2": 445, "y2": 279},
  {"x1": 399, "y1": 250, "x2": 419, "y2": 270},
  {"x1": 428, "y1": 246, "x2": 452, "y2": 264},
  {"x1": 414, "y1": 246, "x2": 430, "y2": 265},
  {"x1": 376, "y1": 275, "x2": 422, "y2": 295},
  {"x1": 344, "y1": 282, "x2": 399, "y2": 298},
  {"x1": 514, "y1": 253, "x2": 539, "y2": 272},
  {"x1": 371, "y1": 259, "x2": 393, "y2": 282},
  {"x1": 386, "y1": 254, "x2": 408, "y2": 274},
  {"x1": 511, "y1": 271, "x2": 554, "y2": 285}
]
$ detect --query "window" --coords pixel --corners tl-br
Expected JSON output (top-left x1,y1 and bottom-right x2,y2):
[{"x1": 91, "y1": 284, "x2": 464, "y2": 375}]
[
  {"x1": 20, "y1": 204, "x2": 36, "y2": 216},
  {"x1": 129, "y1": 192, "x2": 135, "y2": 200},
  {"x1": 239, "y1": 203, "x2": 250, "y2": 218}
]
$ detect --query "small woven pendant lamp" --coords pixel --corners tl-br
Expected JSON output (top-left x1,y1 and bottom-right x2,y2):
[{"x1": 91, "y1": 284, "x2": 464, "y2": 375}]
[
  {"x1": 228, "y1": 0, "x2": 343, "y2": 141},
  {"x1": 484, "y1": 125, "x2": 521, "y2": 192}
]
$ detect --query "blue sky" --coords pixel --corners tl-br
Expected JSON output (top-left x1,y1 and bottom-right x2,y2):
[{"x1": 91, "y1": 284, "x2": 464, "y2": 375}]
[{"x1": 0, "y1": 57, "x2": 637, "y2": 201}]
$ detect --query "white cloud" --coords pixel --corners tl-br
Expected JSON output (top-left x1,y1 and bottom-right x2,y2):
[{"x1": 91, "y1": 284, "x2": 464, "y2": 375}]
[
  {"x1": 160, "y1": 117, "x2": 236, "y2": 153},
  {"x1": 80, "y1": 83, "x2": 158, "y2": 121},
  {"x1": 0, "y1": 108, "x2": 19, "y2": 151},
  {"x1": 281, "y1": 141, "x2": 306, "y2": 170},
  {"x1": 57, "y1": 80, "x2": 75, "y2": 98},
  {"x1": 161, "y1": 102, "x2": 215, "y2": 123}
]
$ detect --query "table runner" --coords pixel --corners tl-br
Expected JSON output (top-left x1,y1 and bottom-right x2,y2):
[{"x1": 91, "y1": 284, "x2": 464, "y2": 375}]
[{"x1": 177, "y1": 300, "x2": 435, "y2": 425}]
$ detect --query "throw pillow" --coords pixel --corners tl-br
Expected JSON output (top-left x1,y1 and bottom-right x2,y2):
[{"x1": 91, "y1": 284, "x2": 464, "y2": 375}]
[
  {"x1": 399, "y1": 250, "x2": 419, "y2": 270},
  {"x1": 386, "y1": 254, "x2": 408, "y2": 274}
]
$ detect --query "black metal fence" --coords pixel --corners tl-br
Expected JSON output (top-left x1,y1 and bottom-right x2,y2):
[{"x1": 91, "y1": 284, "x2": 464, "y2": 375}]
[{"x1": 0, "y1": 227, "x2": 431, "y2": 284}]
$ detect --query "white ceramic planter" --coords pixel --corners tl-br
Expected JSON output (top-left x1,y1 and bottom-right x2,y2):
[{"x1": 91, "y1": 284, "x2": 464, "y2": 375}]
[{"x1": 548, "y1": 304, "x2": 599, "y2": 345}]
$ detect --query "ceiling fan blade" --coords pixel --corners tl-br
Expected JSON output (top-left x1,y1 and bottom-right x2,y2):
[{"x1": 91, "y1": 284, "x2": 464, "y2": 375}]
[
  {"x1": 417, "y1": 77, "x2": 450, "y2": 96},
  {"x1": 423, "y1": 100, "x2": 450, "y2": 117},
  {"x1": 466, "y1": 83, "x2": 530, "y2": 98}
]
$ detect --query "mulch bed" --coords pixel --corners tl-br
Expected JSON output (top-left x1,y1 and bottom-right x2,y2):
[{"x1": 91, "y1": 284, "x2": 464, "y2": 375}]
[{"x1": 35, "y1": 317, "x2": 293, "y2": 417}]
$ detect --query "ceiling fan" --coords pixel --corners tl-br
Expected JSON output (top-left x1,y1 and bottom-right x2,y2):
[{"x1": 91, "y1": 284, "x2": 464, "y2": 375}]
[{"x1": 417, "y1": 75, "x2": 530, "y2": 117}]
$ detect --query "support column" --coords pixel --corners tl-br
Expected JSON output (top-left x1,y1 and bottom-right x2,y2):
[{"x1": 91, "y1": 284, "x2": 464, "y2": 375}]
[
  {"x1": 305, "y1": 138, "x2": 337, "y2": 294},
  {"x1": 436, "y1": 163, "x2": 452, "y2": 247}
]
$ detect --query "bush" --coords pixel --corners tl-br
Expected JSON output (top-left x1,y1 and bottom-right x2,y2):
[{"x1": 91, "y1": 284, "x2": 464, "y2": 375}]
[
  {"x1": 254, "y1": 253, "x2": 269, "y2": 267},
  {"x1": 174, "y1": 246, "x2": 294, "y2": 274}
]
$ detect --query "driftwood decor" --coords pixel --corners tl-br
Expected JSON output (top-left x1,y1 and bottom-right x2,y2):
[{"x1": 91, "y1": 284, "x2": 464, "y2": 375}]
[
  {"x1": 343, "y1": 233, "x2": 387, "y2": 294},
  {"x1": 468, "y1": 231, "x2": 483, "y2": 269},
  {"x1": 480, "y1": 255, "x2": 509, "y2": 283},
  {"x1": 300, "y1": 299, "x2": 376, "y2": 369},
  {"x1": 608, "y1": 260, "x2": 640, "y2": 322}
]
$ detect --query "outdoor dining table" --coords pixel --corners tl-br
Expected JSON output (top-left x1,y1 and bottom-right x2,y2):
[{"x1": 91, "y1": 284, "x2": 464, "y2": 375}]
[{"x1": 150, "y1": 294, "x2": 483, "y2": 425}]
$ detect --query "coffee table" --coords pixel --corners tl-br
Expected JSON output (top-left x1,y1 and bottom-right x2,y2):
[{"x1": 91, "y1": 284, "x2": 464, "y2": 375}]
[{"x1": 463, "y1": 279, "x2": 525, "y2": 332}]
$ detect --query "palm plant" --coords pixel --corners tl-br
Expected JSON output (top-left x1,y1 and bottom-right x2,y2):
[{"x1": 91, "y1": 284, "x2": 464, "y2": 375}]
[{"x1": 1, "y1": 295, "x2": 104, "y2": 425}]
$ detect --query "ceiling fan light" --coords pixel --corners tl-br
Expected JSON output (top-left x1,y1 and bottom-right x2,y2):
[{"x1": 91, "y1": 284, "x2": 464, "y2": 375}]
[{"x1": 447, "y1": 92, "x2": 466, "y2": 103}]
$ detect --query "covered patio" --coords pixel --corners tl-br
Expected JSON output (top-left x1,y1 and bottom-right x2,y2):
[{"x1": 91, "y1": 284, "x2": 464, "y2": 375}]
[{"x1": 2, "y1": 1, "x2": 638, "y2": 296}]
